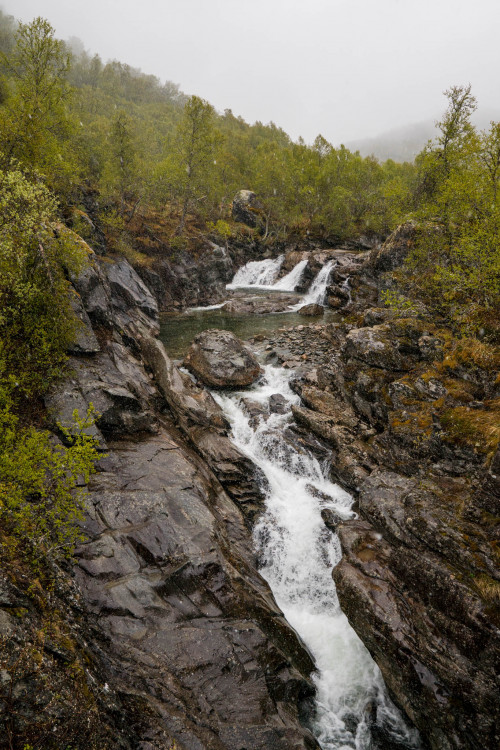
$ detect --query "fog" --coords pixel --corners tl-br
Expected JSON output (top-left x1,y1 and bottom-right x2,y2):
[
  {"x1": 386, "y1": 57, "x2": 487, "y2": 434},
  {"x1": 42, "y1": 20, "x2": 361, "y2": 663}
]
[{"x1": 4, "y1": 0, "x2": 500, "y2": 145}]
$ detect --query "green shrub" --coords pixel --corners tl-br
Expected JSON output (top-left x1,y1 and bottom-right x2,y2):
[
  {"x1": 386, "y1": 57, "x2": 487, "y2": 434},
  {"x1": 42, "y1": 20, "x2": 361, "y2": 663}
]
[
  {"x1": 0, "y1": 392, "x2": 100, "y2": 567},
  {"x1": 0, "y1": 162, "x2": 89, "y2": 397}
]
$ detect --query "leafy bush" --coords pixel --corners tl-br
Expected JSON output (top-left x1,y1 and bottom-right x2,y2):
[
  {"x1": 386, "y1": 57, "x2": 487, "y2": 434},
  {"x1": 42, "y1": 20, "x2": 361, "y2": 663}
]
[
  {"x1": 381, "y1": 289, "x2": 420, "y2": 316},
  {"x1": 0, "y1": 162, "x2": 89, "y2": 397},
  {"x1": 399, "y1": 86, "x2": 500, "y2": 338},
  {"x1": 0, "y1": 392, "x2": 100, "y2": 567}
]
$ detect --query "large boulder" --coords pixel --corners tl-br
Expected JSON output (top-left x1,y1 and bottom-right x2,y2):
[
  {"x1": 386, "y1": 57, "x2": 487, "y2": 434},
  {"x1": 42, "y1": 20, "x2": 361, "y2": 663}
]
[
  {"x1": 232, "y1": 189, "x2": 263, "y2": 228},
  {"x1": 184, "y1": 329, "x2": 263, "y2": 388},
  {"x1": 223, "y1": 294, "x2": 297, "y2": 315}
]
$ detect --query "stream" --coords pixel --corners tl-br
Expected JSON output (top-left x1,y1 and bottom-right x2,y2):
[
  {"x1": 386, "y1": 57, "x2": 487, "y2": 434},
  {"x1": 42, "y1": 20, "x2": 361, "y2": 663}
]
[{"x1": 160, "y1": 258, "x2": 422, "y2": 749}]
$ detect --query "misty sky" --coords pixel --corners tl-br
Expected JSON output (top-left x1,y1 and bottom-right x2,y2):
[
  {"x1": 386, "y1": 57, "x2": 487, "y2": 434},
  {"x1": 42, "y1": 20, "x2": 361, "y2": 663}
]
[{"x1": 4, "y1": 0, "x2": 500, "y2": 145}]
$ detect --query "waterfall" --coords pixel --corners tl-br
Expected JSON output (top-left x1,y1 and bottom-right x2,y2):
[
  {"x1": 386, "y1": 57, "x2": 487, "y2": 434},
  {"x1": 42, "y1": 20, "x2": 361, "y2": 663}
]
[
  {"x1": 291, "y1": 259, "x2": 336, "y2": 309},
  {"x1": 227, "y1": 256, "x2": 308, "y2": 291},
  {"x1": 227, "y1": 255, "x2": 284, "y2": 289},
  {"x1": 342, "y1": 276, "x2": 352, "y2": 305},
  {"x1": 271, "y1": 258, "x2": 308, "y2": 291},
  {"x1": 213, "y1": 366, "x2": 422, "y2": 750}
]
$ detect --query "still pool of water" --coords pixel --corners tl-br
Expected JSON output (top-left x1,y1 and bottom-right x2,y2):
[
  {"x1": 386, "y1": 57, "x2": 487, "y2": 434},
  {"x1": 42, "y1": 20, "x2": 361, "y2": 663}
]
[{"x1": 159, "y1": 305, "x2": 341, "y2": 359}]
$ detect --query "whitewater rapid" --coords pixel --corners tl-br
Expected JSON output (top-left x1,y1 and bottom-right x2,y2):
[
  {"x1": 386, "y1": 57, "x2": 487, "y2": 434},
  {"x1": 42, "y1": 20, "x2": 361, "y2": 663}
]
[{"x1": 213, "y1": 365, "x2": 422, "y2": 750}]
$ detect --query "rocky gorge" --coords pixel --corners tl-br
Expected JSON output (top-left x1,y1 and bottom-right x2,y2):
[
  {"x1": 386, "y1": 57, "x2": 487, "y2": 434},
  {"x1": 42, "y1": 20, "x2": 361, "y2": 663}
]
[{"x1": 1, "y1": 224, "x2": 498, "y2": 750}]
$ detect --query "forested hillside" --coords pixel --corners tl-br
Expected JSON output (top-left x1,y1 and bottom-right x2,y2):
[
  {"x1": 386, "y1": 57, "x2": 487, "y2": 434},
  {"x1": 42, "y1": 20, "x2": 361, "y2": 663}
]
[
  {"x1": 1, "y1": 12, "x2": 498, "y2": 338},
  {"x1": 0, "y1": 11, "x2": 416, "y2": 244}
]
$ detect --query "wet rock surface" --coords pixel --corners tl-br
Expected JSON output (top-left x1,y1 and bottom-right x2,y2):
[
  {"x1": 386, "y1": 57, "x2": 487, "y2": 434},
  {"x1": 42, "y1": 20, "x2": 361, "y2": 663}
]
[
  {"x1": 137, "y1": 243, "x2": 234, "y2": 312},
  {"x1": 184, "y1": 329, "x2": 263, "y2": 388},
  {"x1": 248, "y1": 232, "x2": 500, "y2": 750},
  {"x1": 15, "y1": 226, "x2": 499, "y2": 749},
  {"x1": 27, "y1": 252, "x2": 324, "y2": 748},
  {"x1": 223, "y1": 293, "x2": 298, "y2": 314},
  {"x1": 77, "y1": 429, "x2": 319, "y2": 750},
  {"x1": 298, "y1": 303, "x2": 324, "y2": 316}
]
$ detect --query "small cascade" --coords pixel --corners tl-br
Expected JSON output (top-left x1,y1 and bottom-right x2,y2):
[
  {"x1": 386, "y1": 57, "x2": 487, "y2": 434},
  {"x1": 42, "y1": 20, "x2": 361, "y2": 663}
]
[
  {"x1": 271, "y1": 258, "x2": 309, "y2": 291},
  {"x1": 213, "y1": 366, "x2": 422, "y2": 750},
  {"x1": 291, "y1": 259, "x2": 336, "y2": 310},
  {"x1": 342, "y1": 276, "x2": 352, "y2": 305},
  {"x1": 227, "y1": 255, "x2": 284, "y2": 289}
]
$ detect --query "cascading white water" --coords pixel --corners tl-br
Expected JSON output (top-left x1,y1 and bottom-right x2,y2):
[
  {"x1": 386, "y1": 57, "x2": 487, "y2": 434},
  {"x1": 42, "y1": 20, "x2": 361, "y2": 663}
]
[
  {"x1": 213, "y1": 366, "x2": 422, "y2": 750},
  {"x1": 342, "y1": 276, "x2": 352, "y2": 306},
  {"x1": 291, "y1": 259, "x2": 336, "y2": 309},
  {"x1": 227, "y1": 255, "x2": 284, "y2": 289},
  {"x1": 227, "y1": 256, "x2": 308, "y2": 292},
  {"x1": 271, "y1": 258, "x2": 309, "y2": 291}
]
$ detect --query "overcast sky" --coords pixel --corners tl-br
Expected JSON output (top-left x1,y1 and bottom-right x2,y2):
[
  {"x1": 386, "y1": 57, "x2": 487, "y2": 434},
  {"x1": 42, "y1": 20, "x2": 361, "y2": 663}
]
[{"x1": 4, "y1": 0, "x2": 500, "y2": 145}]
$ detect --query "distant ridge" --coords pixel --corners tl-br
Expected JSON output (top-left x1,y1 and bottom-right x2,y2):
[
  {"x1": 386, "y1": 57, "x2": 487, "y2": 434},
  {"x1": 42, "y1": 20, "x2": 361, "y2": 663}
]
[{"x1": 345, "y1": 109, "x2": 500, "y2": 163}]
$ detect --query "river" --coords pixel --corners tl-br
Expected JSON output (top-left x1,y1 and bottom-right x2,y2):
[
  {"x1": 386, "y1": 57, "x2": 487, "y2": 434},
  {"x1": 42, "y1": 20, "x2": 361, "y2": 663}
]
[{"x1": 159, "y1": 259, "x2": 422, "y2": 749}]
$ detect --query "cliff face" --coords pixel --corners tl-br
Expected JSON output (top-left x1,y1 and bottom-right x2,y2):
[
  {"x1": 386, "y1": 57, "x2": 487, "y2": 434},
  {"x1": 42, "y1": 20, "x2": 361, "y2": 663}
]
[{"x1": 1, "y1": 242, "x2": 320, "y2": 749}]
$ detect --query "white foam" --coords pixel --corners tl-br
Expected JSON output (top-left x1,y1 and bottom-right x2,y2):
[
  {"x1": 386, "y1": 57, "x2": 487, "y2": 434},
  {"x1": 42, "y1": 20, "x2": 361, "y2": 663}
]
[
  {"x1": 213, "y1": 365, "x2": 422, "y2": 749},
  {"x1": 290, "y1": 259, "x2": 336, "y2": 310},
  {"x1": 227, "y1": 255, "x2": 284, "y2": 289},
  {"x1": 186, "y1": 301, "x2": 227, "y2": 312}
]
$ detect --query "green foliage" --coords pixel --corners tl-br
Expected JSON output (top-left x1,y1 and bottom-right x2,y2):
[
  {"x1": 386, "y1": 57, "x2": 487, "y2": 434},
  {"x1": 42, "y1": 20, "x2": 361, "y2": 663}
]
[
  {"x1": 381, "y1": 289, "x2": 419, "y2": 316},
  {"x1": 402, "y1": 86, "x2": 500, "y2": 337},
  {"x1": 0, "y1": 394, "x2": 100, "y2": 567},
  {"x1": 0, "y1": 13, "x2": 418, "y2": 243},
  {"x1": 0, "y1": 17, "x2": 73, "y2": 185},
  {"x1": 100, "y1": 110, "x2": 140, "y2": 213},
  {"x1": 159, "y1": 95, "x2": 223, "y2": 232},
  {"x1": 0, "y1": 163, "x2": 89, "y2": 396}
]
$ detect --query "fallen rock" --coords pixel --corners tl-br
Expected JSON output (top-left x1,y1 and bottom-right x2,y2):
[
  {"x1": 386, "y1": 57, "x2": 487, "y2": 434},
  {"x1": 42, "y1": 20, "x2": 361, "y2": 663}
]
[
  {"x1": 269, "y1": 393, "x2": 289, "y2": 414},
  {"x1": 321, "y1": 508, "x2": 343, "y2": 531},
  {"x1": 223, "y1": 294, "x2": 298, "y2": 314},
  {"x1": 342, "y1": 324, "x2": 406, "y2": 371},
  {"x1": 241, "y1": 397, "x2": 269, "y2": 428},
  {"x1": 185, "y1": 329, "x2": 263, "y2": 388},
  {"x1": 232, "y1": 189, "x2": 263, "y2": 228}
]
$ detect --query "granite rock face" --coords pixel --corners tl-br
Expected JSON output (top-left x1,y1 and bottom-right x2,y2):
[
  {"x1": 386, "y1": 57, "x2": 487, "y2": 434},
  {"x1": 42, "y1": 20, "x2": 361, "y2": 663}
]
[
  {"x1": 137, "y1": 243, "x2": 234, "y2": 312},
  {"x1": 45, "y1": 257, "x2": 160, "y2": 444}
]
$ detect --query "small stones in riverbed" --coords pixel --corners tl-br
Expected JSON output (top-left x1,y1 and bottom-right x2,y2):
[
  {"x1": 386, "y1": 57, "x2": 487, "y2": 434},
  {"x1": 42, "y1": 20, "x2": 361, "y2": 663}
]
[{"x1": 251, "y1": 322, "x2": 338, "y2": 372}]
